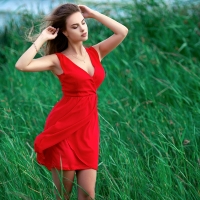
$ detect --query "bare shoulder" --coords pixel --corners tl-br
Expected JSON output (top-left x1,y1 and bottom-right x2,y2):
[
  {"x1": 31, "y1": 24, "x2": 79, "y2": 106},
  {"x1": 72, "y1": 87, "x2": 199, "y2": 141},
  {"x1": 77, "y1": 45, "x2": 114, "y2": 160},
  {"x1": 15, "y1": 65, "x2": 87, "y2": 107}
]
[
  {"x1": 35, "y1": 53, "x2": 60, "y2": 66},
  {"x1": 49, "y1": 53, "x2": 60, "y2": 66},
  {"x1": 16, "y1": 53, "x2": 61, "y2": 73},
  {"x1": 49, "y1": 53, "x2": 63, "y2": 75},
  {"x1": 91, "y1": 45, "x2": 102, "y2": 61}
]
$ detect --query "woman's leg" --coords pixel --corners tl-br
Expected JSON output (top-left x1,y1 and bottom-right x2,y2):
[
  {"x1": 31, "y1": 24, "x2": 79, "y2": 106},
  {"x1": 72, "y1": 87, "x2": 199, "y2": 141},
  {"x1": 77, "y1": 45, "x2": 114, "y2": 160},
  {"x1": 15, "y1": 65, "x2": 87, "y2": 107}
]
[
  {"x1": 52, "y1": 168, "x2": 75, "y2": 200},
  {"x1": 76, "y1": 169, "x2": 97, "y2": 200}
]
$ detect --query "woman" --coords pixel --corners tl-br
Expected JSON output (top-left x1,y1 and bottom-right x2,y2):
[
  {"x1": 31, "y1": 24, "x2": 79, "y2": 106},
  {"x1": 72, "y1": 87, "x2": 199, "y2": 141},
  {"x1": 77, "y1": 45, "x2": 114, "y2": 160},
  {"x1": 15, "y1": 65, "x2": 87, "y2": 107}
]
[{"x1": 15, "y1": 3, "x2": 128, "y2": 200}]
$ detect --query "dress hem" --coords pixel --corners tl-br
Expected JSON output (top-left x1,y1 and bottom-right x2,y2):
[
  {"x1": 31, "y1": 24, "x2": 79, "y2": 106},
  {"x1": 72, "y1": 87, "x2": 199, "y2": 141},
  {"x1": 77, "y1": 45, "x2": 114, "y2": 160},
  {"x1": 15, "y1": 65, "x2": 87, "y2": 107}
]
[{"x1": 45, "y1": 165, "x2": 98, "y2": 171}]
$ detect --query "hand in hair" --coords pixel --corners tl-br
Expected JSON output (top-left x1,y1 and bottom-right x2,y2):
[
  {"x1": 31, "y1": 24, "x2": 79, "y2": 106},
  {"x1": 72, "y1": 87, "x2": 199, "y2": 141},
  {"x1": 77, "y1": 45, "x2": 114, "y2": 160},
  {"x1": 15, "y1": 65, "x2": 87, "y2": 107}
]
[
  {"x1": 78, "y1": 5, "x2": 94, "y2": 18},
  {"x1": 41, "y1": 26, "x2": 59, "y2": 41}
]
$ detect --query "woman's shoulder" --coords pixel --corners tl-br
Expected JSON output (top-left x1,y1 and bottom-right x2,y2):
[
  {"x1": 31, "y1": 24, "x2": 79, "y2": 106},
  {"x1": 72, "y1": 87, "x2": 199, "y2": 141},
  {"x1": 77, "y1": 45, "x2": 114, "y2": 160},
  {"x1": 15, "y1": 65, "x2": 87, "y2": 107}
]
[
  {"x1": 86, "y1": 46, "x2": 102, "y2": 62},
  {"x1": 47, "y1": 53, "x2": 63, "y2": 75},
  {"x1": 42, "y1": 53, "x2": 62, "y2": 71}
]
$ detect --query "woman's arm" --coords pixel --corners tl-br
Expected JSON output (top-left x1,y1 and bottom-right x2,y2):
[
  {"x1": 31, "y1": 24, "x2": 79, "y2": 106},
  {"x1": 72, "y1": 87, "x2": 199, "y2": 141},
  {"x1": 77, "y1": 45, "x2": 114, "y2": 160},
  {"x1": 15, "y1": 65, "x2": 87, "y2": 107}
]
[
  {"x1": 15, "y1": 26, "x2": 59, "y2": 72},
  {"x1": 79, "y1": 5, "x2": 128, "y2": 60}
]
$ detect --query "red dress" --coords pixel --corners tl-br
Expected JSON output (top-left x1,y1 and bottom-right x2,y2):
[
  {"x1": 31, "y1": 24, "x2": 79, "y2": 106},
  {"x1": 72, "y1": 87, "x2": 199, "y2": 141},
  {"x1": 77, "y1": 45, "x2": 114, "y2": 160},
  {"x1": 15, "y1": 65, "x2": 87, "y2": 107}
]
[{"x1": 34, "y1": 46, "x2": 106, "y2": 171}]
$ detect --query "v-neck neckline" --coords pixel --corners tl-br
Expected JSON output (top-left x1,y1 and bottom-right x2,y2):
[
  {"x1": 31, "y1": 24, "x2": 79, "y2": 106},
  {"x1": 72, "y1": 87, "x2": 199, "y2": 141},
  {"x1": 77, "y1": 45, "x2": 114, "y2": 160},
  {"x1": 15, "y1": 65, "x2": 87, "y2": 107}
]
[{"x1": 61, "y1": 47, "x2": 95, "y2": 78}]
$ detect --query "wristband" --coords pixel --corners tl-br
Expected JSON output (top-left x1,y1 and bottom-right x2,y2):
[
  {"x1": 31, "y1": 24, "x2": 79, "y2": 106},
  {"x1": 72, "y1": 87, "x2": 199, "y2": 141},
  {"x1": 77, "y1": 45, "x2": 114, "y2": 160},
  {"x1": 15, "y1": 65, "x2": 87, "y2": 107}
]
[{"x1": 33, "y1": 42, "x2": 38, "y2": 53}]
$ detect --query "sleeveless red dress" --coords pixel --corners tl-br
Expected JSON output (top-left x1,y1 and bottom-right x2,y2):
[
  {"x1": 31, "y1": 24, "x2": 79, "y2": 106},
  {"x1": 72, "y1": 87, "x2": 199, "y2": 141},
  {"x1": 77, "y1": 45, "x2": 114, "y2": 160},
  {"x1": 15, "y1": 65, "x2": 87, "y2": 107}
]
[{"x1": 34, "y1": 46, "x2": 106, "y2": 171}]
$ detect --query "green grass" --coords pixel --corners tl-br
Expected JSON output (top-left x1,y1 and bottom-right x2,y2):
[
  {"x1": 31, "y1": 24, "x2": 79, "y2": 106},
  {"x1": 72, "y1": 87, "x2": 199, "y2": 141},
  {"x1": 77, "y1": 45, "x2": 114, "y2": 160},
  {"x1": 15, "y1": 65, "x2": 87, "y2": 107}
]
[{"x1": 0, "y1": 0, "x2": 200, "y2": 199}]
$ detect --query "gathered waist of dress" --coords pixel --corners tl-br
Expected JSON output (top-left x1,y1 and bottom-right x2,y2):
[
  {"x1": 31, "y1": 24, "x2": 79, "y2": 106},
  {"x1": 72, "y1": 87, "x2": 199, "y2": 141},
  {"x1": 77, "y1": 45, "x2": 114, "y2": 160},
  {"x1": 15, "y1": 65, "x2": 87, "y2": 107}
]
[{"x1": 61, "y1": 91, "x2": 97, "y2": 98}]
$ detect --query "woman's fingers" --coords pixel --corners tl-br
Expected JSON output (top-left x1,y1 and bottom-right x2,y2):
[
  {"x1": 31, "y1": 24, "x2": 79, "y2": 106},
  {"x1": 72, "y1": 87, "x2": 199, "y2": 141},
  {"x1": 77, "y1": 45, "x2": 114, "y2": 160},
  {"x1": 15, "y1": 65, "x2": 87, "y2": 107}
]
[
  {"x1": 47, "y1": 26, "x2": 57, "y2": 34},
  {"x1": 55, "y1": 28, "x2": 59, "y2": 34},
  {"x1": 78, "y1": 5, "x2": 93, "y2": 18},
  {"x1": 78, "y1": 5, "x2": 84, "y2": 10},
  {"x1": 78, "y1": 5, "x2": 87, "y2": 13},
  {"x1": 41, "y1": 26, "x2": 59, "y2": 40}
]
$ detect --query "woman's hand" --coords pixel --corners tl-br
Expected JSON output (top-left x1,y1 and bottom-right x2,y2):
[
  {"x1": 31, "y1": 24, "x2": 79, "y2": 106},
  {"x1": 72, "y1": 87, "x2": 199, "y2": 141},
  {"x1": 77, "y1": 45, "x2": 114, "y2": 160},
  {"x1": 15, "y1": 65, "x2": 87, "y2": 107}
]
[
  {"x1": 40, "y1": 26, "x2": 59, "y2": 41},
  {"x1": 78, "y1": 5, "x2": 95, "y2": 18}
]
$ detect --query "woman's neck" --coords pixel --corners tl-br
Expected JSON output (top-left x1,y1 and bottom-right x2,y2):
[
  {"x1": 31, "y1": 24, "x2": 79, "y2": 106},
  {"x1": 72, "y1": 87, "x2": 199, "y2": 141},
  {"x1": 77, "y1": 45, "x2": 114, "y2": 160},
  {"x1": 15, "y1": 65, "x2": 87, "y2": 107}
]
[{"x1": 65, "y1": 42, "x2": 85, "y2": 56}]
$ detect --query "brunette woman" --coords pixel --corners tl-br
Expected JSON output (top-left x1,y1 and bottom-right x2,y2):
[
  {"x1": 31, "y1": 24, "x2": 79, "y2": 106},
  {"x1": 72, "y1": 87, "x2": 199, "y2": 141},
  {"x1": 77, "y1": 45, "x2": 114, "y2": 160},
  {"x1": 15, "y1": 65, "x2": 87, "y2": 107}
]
[{"x1": 15, "y1": 3, "x2": 128, "y2": 200}]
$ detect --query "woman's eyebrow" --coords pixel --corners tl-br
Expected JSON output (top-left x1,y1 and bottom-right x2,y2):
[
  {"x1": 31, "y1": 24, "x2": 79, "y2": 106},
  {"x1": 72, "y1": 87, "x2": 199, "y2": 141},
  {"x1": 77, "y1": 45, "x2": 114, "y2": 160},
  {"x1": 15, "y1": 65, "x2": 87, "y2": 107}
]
[{"x1": 71, "y1": 19, "x2": 85, "y2": 26}]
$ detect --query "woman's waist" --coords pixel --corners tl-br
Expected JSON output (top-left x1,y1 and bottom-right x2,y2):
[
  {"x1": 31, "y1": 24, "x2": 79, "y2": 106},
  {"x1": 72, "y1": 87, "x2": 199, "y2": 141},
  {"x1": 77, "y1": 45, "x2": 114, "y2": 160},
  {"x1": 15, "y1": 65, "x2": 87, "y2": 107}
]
[{"x1": 61, "y1": 90, "x2": 97, "y2": 97}]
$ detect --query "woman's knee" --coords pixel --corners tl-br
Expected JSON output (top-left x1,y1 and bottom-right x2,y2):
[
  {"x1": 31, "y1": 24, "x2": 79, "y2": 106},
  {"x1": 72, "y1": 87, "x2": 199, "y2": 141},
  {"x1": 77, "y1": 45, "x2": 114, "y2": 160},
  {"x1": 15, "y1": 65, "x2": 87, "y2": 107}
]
[{"x1": 79, "y1": 186, "x2": 95, "y2": 197}]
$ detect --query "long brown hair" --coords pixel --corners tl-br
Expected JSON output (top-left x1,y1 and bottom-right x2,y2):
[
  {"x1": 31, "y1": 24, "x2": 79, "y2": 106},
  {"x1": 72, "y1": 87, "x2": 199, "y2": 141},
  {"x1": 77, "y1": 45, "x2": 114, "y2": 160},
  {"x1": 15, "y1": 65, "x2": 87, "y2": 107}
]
[{"x1": 44, "y1": 3, "x2": 81, "y2": 55}]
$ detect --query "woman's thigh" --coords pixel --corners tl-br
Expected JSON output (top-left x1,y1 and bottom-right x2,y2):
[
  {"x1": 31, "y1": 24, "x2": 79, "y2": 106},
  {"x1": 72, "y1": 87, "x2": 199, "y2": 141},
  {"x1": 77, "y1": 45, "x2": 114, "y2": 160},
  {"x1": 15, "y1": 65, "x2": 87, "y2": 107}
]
[
  {"x1": 76, "y1": 169, "x2": 97, "y2": 199},
  {"x1": 52, "y1": 168, "x2": 75, "y2": 199}
]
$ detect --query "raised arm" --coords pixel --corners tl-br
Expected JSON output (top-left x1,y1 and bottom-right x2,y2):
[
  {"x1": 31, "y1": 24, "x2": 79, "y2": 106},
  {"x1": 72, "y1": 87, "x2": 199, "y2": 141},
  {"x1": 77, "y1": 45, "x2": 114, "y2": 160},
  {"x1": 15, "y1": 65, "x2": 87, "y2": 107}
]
[
  {"x1": 79, "y1": 5, "x2": 128, "y2": 60},
  {"x1": 15, "y1": 26, "x2": 59, "y2": 72}
]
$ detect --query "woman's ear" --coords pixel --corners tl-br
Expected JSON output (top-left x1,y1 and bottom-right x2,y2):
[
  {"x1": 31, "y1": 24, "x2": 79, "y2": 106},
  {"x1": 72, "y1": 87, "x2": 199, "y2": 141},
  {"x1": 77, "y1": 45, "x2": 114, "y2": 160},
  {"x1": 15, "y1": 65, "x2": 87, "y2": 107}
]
[{"x1": 62, "y1": 30, "x2": 68, "y2": 37}]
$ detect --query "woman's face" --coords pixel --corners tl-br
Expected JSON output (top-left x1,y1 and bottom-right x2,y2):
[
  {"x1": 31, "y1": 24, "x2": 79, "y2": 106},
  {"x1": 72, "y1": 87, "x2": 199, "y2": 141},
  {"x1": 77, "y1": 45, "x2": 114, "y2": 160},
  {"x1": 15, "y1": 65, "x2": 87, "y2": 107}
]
[{"x1": 63, "y1": 12, "x2": 88, "y2": 43}]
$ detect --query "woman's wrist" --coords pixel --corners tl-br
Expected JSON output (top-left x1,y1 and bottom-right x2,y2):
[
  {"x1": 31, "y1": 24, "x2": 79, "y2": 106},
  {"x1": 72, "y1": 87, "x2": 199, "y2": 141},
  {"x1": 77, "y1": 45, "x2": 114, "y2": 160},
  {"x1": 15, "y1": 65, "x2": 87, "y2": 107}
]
[
  {"x1": 33, "y1": 33, "x2": 47, "y2": 49},
  {"x1": 33, "y1": 34, "x2": 48, "y2": 52},
  {"x1": 90, "y1": 10, "x2": 100, "y2": 19},
  {"x1": 37, "y1": 33, "x2": 48, "y2": 44}
]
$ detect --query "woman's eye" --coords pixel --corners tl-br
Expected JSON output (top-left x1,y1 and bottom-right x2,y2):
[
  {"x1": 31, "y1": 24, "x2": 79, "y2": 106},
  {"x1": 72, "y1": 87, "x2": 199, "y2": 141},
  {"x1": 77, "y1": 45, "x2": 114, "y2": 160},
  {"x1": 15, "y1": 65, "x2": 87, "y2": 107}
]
[{"x1": 72, "y1": 22, "x2": 85, "y2": 29}]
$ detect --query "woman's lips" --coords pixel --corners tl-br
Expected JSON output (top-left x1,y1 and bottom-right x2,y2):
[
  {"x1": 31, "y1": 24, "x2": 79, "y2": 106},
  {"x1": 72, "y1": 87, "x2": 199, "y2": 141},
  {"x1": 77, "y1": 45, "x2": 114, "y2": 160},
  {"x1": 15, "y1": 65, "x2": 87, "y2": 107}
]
[{"x1": 81, "y1": 32, "x2": 87, "y2": 37}]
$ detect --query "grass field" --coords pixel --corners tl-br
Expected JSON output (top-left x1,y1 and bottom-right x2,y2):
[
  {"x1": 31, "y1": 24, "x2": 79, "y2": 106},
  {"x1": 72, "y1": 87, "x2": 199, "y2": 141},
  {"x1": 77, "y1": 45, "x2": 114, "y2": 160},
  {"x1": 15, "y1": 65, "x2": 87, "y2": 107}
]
[{"x1": 0, "y1": 0, "x2": 200, "y2": 199}]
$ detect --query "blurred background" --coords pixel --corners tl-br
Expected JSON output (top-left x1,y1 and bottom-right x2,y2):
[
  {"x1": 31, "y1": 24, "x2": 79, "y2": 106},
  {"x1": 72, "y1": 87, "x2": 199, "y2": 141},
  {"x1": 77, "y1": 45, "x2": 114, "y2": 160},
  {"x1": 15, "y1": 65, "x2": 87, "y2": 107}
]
[
  {"x1": 0, "y1": 0, "x2": 200, "y2": 200},
  {"x1": 0, "y1": 0, "x2": 199, "y2": 26}
]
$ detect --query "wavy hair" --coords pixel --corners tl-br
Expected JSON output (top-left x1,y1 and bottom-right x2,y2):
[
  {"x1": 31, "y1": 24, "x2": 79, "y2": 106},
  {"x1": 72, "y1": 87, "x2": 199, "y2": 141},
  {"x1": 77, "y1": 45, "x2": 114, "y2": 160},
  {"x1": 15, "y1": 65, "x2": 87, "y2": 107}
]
[{"x1": 43, "y1": 3, "x2": 81, "y2": 55}]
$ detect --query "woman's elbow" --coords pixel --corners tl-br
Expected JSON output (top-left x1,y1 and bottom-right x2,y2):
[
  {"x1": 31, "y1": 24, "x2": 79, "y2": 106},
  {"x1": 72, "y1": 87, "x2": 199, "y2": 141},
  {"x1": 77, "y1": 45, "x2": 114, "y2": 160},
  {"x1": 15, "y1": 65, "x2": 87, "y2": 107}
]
[
  {"x1": 123, "y1": 27, "x2": 129, "y2": 36},
  {"x1": 120, "y1": 26, "x2": 128, "y2": 38},
  {"x1": 15, "y1": 63, "x2": 24, "y2": 71}
]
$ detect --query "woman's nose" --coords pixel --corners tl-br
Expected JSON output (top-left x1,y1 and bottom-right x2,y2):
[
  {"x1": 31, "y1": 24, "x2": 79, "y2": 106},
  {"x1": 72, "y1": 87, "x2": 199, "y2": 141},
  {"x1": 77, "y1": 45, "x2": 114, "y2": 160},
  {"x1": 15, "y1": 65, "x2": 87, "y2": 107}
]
[{"x1": 80, "y1": 24, "x2": 85, "y2": 31}]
